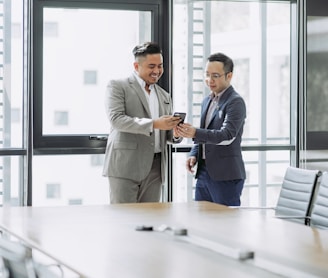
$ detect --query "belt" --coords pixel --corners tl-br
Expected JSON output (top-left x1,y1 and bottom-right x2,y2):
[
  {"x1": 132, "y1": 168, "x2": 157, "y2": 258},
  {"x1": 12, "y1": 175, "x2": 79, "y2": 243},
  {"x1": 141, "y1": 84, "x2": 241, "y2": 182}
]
[{"x1": 154, "y1": 152, "x2": 161, "y2": 159}]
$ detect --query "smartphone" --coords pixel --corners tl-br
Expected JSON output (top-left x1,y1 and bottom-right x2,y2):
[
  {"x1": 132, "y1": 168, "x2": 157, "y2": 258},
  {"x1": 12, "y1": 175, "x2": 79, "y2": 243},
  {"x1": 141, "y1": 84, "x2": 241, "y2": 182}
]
[{"x1": 173, "y1": 112, "x2": 186, "y2": 124}]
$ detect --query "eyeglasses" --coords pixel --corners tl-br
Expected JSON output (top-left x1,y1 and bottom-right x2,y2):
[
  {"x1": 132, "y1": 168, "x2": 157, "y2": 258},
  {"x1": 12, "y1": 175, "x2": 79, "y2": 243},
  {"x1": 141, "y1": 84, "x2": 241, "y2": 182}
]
[{"x1": 204, "y1": 72, "x2": 229, "y2": 80}]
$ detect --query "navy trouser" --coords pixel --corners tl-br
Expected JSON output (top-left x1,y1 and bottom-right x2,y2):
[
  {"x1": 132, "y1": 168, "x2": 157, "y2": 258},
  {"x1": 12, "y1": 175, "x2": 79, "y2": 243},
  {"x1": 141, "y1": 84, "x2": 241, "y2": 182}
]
[{"x1": 195, "y1": 161, "x2": 244, "y2": 206}]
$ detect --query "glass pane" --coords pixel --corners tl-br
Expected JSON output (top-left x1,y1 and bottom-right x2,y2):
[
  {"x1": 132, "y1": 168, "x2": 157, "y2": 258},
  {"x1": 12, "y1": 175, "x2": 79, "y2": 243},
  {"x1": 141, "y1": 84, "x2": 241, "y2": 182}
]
[
  {"x1": 305, "y1": 0, "x2": 328, "y2": 151},
  {"x1": 172, "y1": 1, "x2": 291, "y2": 145},
  {"x1": 307, "y1": 16, "x2": 328, "y2": 132},
  {"x1": 33, "y1": 155, "x2": 108, "y2": 206},
  {"x1": 172, "y1": 152, "x2": 195, "y2": 202},
  {"x1": 172, "y1": 0, "x2": 292, "y2": 206},
  {"x1": 173, "y1": 151, "x2": 289, "y2": 206},
  {"x1": 2, "y1": 1, "x2": 24, "y2": 148},
  {"x1": 266, "y1": 3, "x2": 291, "y2": 144},
  {"x1": 1, "y1": 156, "x2": 24, "y2": 206},
  {"x1": 304, "y1": 150, "x2": 328, "y2": 173},
  {"x1": 42, "y1": 8, "x2": 151, "y2": 135}
]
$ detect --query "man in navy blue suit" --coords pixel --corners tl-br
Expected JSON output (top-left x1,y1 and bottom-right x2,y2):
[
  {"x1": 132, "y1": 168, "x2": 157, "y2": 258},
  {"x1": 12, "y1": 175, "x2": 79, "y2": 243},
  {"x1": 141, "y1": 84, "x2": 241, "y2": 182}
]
[{"x1": 176, "y1": 52, "x2": 246, "y2": 206}]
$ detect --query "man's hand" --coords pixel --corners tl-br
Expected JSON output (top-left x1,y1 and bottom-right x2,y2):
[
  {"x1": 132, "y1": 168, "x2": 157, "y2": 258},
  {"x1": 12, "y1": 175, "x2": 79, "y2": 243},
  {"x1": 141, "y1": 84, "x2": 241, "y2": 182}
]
[
  {"x1": 186, "y1": 156, "x2": 197, "y2": 174},
  {"x1": 153, "y1": 115, "x2": 181, "y2": 130},
  {"x1": 175, "y1": 123, "x2": 196, "y2": 138}
]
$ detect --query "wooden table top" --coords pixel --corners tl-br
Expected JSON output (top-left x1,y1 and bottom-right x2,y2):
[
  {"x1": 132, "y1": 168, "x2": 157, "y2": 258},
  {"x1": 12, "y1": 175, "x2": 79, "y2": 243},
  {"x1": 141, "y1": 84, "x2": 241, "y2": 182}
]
[{"x1": 0, "y1": 201, "x2": 327, "y2": 278}]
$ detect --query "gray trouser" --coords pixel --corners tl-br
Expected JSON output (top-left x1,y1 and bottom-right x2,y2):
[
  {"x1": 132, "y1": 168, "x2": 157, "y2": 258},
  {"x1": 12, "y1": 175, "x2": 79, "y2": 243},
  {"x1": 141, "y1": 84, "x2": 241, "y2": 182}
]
[{"x1": 108, "y1": 156, "x2": 162, "y2": 204}]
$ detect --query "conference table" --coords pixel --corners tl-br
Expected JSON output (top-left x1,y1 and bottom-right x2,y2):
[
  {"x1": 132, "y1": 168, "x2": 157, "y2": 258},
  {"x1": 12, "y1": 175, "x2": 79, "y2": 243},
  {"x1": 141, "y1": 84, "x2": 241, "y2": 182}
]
[{"x1": 0, "y1": 201, "x2": 327, "y2": 278}]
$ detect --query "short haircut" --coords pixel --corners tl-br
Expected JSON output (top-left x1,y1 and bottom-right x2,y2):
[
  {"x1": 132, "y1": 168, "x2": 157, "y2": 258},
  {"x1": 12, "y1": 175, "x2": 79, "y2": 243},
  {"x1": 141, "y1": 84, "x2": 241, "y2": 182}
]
[
  {"x1": 132, "y1": 42, "x2": 162, "y2": 59},
  {"x1": 207, "y1": 52, "x2": 234, "y2": 73}
]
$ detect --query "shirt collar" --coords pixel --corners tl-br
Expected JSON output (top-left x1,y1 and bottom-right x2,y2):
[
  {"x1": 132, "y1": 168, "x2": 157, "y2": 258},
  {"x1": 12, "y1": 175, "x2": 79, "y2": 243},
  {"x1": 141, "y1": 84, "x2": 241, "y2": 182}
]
[
  {"x1": 133, "y1": 71, "x2": 155, "y2": 91},
  {"x1": 210, "y1": 86, "x2": 229, "y2": 101}
]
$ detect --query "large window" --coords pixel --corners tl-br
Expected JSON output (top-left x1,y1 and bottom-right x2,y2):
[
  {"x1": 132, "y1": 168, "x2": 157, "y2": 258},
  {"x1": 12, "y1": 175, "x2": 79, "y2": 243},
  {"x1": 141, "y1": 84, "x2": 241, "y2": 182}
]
[{"x1": 3, "y1": 0, "x2": 327, "y2": 207}]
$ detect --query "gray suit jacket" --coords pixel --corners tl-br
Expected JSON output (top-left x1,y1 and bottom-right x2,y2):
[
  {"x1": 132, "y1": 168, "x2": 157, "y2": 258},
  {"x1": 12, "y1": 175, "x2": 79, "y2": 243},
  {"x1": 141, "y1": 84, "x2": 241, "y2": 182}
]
[
  {"x1": 190, "y1": 85, "x2": 246, "y2": 181},
  {"x1": 102, "y1": 74, "x2": 177, "y2": 184}
]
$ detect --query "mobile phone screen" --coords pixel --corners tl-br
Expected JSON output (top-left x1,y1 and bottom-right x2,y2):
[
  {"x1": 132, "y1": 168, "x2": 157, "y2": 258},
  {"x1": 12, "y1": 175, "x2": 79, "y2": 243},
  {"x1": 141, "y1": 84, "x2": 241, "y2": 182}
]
[{"x1": 173, "y1": 112, "x2": 186, "y2": 123}]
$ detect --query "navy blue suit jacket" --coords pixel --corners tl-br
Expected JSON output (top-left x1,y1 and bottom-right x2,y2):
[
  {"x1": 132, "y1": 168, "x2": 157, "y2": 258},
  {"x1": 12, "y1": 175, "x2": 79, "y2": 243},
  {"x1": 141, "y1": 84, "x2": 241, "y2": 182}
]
[{"x1": 190, "y1": 85, "x2": 246, "y2": 181}]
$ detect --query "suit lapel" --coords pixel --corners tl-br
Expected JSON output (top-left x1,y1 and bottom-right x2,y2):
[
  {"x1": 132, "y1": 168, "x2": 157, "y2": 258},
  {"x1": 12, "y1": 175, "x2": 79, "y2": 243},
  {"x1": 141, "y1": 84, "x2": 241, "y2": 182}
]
[
  {"x1": 201, "y1": 96, "x2": 212, "y2": 128},
  {"x1": 154, "y1": 85, "x2": 170, "y2": 116},
  {"x1": 205, "y1": 86, "x2": 234, "y2": 127},
  {"x1": 128, "y1": 75, "x2": 152, "y2": 117},
  {"x1": 128, "y1": 75, "x2": 171, "y2": 118},
  {"x1": 219, "y1": 86, "x2": 233, "y2": 105}
]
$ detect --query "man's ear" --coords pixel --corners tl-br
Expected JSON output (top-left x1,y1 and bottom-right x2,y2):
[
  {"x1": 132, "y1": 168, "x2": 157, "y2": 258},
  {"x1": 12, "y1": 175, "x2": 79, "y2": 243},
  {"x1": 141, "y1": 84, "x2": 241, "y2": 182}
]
[
  {"x1": 133, "y1": 61, "x2": 139, "y2": 72},
  {"x1": 227, "y1": 71, "x2": 233, "y2": 80}
]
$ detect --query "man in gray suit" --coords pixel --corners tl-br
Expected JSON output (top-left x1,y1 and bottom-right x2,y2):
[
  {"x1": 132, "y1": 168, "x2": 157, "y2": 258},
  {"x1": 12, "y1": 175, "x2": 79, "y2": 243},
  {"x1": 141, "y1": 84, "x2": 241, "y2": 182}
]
[
  {"x1": 103, "y1": 42, "x2": 182, "y2": 204},
  {"x1": 176, "y1": 52, "x2": 246, "y2": 206}
]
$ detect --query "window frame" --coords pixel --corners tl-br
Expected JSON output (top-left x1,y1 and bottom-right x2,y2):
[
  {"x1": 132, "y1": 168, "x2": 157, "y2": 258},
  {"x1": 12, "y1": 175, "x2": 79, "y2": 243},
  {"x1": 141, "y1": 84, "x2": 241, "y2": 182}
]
[
  {"x1": 32, "y1": 0, "x2": 170, "y2": 154},
  {"x1": 305, "y1": 0, "x2": 328, "y2": 150}
]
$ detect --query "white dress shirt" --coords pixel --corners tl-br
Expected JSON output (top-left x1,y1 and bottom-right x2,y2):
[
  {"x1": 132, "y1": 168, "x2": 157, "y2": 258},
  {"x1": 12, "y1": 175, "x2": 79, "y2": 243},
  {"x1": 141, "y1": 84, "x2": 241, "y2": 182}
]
[{"x1": 134, "y1": 72, "x2": 161, "y2": 153}]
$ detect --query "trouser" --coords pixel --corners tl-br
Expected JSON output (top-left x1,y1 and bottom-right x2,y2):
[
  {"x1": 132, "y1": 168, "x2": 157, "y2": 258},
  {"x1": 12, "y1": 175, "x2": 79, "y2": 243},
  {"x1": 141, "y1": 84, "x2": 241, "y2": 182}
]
[
  {"x1": 195, "y1": 161, "x2": 244, "y2": 206},
  {"x1": 108, "y1": 154, "x2": 162, "y2": 204}
]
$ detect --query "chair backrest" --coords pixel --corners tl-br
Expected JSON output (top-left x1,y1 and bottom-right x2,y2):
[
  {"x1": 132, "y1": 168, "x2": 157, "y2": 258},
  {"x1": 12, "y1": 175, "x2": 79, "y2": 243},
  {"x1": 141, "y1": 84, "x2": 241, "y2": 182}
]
[
  {"x1": 0, "y1": 237, "x2": 37, "y2": 278},
  {"x1": 0, "y1": 237, "x2": 62, "y2": 278},
  {"x1": 310, "y1": 171, "x2": 328, "y2": 229},
  {"x1": 275, "y1": 166, "x2": 321, "y2": 224}
]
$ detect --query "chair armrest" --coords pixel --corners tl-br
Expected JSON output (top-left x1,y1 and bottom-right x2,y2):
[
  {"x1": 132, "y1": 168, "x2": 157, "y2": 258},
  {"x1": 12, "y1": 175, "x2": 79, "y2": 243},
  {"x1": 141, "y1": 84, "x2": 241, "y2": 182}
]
[{"x1": 275, "y1": 215, "x2": 310, "y2": 219}]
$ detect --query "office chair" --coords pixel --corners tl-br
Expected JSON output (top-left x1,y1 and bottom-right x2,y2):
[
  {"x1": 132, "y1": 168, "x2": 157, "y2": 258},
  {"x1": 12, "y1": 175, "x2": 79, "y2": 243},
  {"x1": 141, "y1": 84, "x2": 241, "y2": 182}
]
[
  {"x1": 0, "y1": 236, "x2": 62, "y2": 278},
  {"x1": 274, "y1": 166, "x2": 321, "y2": 225},
  {"x1": 231, "y1": 167, "x2": 321, "y2": 225},
  {"x1": 308, "y1": 171, "x2": 328, "y2": 229}
]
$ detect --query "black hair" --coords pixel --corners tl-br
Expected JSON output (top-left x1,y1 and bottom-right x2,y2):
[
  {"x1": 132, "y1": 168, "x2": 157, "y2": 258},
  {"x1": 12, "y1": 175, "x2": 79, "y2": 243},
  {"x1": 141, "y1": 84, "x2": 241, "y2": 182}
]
[
  {"x1": 207, "y1": 52, "x2": 234, "y2": 73},
  {"x1": 132, "y1": 42, "x2": 162, "y2": 59}
]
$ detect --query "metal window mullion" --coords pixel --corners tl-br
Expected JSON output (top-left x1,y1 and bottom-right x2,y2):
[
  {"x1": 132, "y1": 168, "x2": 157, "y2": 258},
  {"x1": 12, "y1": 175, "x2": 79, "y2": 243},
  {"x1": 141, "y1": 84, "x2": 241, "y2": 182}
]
[
  {"x1": 24, "y1": 0, "x2": 33, "y2": 206},
  {"x1": 259, "y1": 3, "x2": 268, "y2": 207}
]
